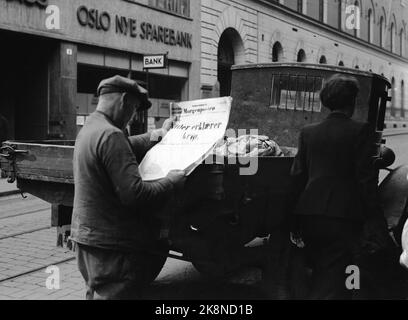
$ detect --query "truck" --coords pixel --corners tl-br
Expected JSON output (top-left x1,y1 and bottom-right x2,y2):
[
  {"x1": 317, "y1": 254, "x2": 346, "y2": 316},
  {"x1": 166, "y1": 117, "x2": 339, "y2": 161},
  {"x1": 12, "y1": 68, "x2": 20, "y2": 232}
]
[{"x1": 1, "y1": 63, "x2": 407, "y2": 298}]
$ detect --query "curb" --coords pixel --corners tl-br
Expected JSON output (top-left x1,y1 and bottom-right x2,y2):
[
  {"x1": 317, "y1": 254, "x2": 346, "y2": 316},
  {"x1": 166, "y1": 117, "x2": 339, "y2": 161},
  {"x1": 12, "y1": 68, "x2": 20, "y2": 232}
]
[
  {"x1": 383, "y1": 130, "x2": 408, "y2": 137},
  {"x1": 0, "y1": 189, "x2": 20, "y2": 198}
]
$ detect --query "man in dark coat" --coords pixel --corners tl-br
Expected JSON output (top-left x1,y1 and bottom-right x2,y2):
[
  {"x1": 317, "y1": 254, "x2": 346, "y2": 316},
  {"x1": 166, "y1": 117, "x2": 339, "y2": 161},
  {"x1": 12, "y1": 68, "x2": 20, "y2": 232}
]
[
  {"x1": 289, "y1": 74, "x2": 389, "y2": 299},
  {"x1": 0, "y1": 114, "x2": 8, "y2": 178},
  {"x1": 0, "y1": 113, "x2": 8, "y2": 144},
  {"x1": 70, "y1": 76, "x2": 186, "y2": 300}
]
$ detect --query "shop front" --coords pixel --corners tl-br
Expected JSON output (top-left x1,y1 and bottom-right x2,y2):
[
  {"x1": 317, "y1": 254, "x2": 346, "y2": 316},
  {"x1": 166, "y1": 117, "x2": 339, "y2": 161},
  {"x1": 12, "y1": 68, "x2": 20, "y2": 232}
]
[{"x1": 0, "y1": 0, "x2": 200, "y2": 140}]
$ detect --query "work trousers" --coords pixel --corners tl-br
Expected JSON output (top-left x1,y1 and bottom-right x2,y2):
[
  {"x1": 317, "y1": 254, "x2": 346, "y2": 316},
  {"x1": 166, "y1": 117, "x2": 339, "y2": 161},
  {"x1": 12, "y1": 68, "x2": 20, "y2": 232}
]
[
  {"x1": 75, "y1": 243, "x2": 164, "y2": 300},
  {"x1": 291, "y1": 216, "x2": 363, "y2": 300}
]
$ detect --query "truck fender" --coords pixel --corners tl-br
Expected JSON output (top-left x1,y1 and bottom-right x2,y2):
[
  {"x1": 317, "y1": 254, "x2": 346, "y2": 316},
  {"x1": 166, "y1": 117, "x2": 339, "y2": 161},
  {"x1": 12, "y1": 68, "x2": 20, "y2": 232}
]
[{"x1": 379, "y1": 165, "x2": 408, "y2": 246}]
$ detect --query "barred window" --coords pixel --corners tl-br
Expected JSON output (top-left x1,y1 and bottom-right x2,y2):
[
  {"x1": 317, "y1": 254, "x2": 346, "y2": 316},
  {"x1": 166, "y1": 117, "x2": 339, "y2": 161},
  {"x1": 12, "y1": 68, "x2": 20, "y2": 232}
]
[{"x1": 269, "y1": 74, "x2": 323, "y2": 112}]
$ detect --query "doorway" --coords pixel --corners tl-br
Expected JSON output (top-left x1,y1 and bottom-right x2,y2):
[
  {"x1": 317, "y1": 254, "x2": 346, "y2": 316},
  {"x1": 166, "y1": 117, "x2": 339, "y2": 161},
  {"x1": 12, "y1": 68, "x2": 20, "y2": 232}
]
[
  {"x1": 0, "y1": 30, "x2": 56, "y2": 140},
  {"x1": 217, "y1": 28, "x2": 245, "y2": 97}
]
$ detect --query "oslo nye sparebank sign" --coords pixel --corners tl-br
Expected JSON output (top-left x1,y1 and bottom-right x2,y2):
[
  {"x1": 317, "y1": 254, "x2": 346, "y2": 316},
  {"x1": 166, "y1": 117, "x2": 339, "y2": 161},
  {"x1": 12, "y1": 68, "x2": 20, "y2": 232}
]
[
  {"x1": 2, "y1": 0, "x2": 193, "y2": 50},
  {"x1": 76, "y1": 5, "x2": 193, "y2": 49}
]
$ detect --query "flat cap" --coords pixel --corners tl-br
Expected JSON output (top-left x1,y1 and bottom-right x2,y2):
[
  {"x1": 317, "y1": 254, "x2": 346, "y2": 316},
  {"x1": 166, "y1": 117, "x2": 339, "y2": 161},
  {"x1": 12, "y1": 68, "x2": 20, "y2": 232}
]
[{"x1": 97, "y1": 75, "x2": 152, "y2": 110}]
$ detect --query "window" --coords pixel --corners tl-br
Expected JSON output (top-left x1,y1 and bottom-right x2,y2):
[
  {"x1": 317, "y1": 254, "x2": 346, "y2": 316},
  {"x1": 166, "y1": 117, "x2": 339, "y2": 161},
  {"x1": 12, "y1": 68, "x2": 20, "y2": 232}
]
[
  {"x1": 368, "y1": 9, "x2": 374, "y2": 43},
  {"x1": 400, "y1": 29, "x2": 406, "y2": 56},
  {"x1": 390, "y1": 22, "x2": 395, "y2": 53},
  {"x1": 380, "y1": 16, "x2": 385, "y2": 47},
  {"x1": 338, "y1": 61, "x2": 345, "y2": 66},
  {"x1": 319, "y1": 0, "x2": 324, "y2": 22},
  {"x1": 269, "y1": 74, "x2": 323, "y2": 112},
  {"x1": 297, "y1": 0, "x2": 303, "y2": 13},
  {"x1": 353, "y1": 1, "x2": 360, "y2": 38},
  {"x1": 338, "y1": 0, "x2": 343, "y2": 29},
  {"x1": 272, "y1": 42, "x2": 283, "y2": 62},
  {"x1": 319, "y1": 55, "x2": 327, "y2": 64},
  {"x1": 401, "y1": 80, "x2": 405, "y2": 118},
  {"x1": 297, "y1": 49, "x2": 306, "y2": 62},
  {"x1": 148, "y1": 0, "x2": 190, "y2": 17}
]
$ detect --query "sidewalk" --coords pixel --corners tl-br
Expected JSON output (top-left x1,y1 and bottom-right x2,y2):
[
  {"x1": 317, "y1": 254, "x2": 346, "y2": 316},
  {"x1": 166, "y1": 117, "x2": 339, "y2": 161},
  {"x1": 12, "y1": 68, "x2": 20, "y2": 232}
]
[
  {"x1": 0, "y1": 178, "x2": 19, "y2": 197},
  {"x1": 383, "y1": 128, "x2": 408, "y2": 137}
]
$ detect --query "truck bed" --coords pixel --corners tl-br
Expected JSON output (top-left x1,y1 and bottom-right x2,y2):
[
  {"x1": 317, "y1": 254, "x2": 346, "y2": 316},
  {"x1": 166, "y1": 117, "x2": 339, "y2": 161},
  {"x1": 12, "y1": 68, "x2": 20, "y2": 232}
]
[
  {"x1": 0, "y1": 140, "x2": 75, "y2": 184},
  {"x1": 0, "y1": 140, "x2": 296, "y2": 207}
]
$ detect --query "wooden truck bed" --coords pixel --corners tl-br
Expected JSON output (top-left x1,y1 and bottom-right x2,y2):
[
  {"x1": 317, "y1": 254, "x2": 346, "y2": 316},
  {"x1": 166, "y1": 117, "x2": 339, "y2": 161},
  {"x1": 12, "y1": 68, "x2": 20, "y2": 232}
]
[{"x1": 0, "y1": 140, "x2": 295, "y2": 207}]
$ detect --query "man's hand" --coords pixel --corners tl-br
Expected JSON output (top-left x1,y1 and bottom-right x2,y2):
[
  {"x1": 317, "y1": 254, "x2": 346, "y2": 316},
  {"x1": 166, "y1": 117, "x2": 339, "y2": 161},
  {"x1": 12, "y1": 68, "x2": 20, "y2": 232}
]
[
  {"x1": 167, "y1": 169, "x2": 186, "y2": 191},
  {"x1": 150, "y1": 116, "x2": 177, "y2": 142},
  {"x1": 162, "y1": 116, "x2": 177, "y2": 132},
  {"x1": 290, "y1": 232, "x2": 305, "y2": 249}
]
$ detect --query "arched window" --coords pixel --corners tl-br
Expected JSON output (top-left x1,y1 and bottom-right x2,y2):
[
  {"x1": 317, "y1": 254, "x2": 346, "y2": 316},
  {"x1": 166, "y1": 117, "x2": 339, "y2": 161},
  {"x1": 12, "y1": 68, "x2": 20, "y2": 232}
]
[
  {"x1": 319, "y1": 55, "x2": 327, "y2": 64},
  {"x1": 297, "y1": 49, "x2": 306, "y2": 62},
  {"x1": 390, "y1": 22, "x2": 395, "y2": 53},
  {"x1": 338, "y1": 61, "x2": 344, "y2": 66},
  {"x1": 380, "y1": 16, "x2": 385, "y2": 47},
  {"x1": 401, "y1": 80, "x2": 405, "y2": 118},
  {"x1": 400, "y1": 29, "x2": 406, "y2": 56},
  {"x1": 368, "y1": 9, "x2": 374, "y2": 43},
  {"x1": 272, "y1": 42, "x2": 283, "y2": 62}
]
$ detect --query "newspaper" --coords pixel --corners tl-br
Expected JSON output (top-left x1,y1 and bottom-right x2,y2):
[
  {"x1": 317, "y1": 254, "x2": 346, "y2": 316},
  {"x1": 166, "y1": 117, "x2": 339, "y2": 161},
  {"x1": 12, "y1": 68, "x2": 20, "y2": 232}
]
[{"x1": 139, "y1": 96, "x2": 232, "y2": 181}]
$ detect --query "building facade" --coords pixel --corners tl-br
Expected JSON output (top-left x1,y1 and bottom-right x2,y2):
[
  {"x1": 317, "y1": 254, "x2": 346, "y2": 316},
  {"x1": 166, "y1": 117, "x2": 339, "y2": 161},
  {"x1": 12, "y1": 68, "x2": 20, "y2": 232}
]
[
  {"x1": 0, "y1": 0, "x2": 201, "y2": 140},
  {"x1": 200, "y1": 0, "x2": 408, "y2": 128}
]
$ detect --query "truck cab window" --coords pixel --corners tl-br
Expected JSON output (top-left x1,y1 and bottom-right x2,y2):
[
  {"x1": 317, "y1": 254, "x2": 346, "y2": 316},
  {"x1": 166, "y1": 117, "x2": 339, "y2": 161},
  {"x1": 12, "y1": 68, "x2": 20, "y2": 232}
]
[{"x1": 269, "y1": 74, "x2": 323, "y2": 112}]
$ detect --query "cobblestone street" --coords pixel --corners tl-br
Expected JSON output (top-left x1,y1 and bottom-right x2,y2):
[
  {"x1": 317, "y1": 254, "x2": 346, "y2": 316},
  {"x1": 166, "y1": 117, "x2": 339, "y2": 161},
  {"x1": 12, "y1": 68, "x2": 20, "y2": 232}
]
[
  {"x1": 0, "y1": 191, "x2": 264, "y2": 300},
  {"x1": 0, "y1": 260, "x2": 84, "y2": 300},
  {"x1": 0, "y1": 193, "x2": 84, "y2": 300}
]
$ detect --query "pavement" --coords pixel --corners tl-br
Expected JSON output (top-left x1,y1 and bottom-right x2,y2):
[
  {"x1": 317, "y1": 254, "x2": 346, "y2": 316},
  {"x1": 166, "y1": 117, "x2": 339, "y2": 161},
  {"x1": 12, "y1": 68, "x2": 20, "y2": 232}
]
[
  {"x1": 0, "y1": 178, "x2": 19, "y2": 197},
  {"x1": 383, "y1": 128, "x2": 408, "y2": 137},
  {"x1": 0, "y1": 192, "x2": 264, "y2": 300},
  {"x1": 0, "y1": 259, "x2": 84, "y2": 300},
  {"x1": 0, "y1": 193, "x2": 84, "y2": 300}
]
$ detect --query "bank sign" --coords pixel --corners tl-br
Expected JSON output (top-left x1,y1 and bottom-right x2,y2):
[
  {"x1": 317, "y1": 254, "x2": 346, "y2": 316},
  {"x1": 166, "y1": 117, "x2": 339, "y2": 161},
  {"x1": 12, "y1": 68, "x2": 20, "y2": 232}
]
[{"x1": 143, "y1": 54, "x2": 168, "y2": 69}]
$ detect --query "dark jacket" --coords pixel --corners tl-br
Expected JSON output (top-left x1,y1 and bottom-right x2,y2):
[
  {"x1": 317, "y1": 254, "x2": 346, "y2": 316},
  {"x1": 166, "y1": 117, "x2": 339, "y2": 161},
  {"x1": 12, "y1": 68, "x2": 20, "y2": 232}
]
[
  {"x1": 70, "y1": 111, "x2": 174, "y2": 251},
  {"x1": 290, "y1": 112, "x2": 382, "y2": 222},
  {"x1": 0, "y1": 114, "x2": 8, "y2": 144}
]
